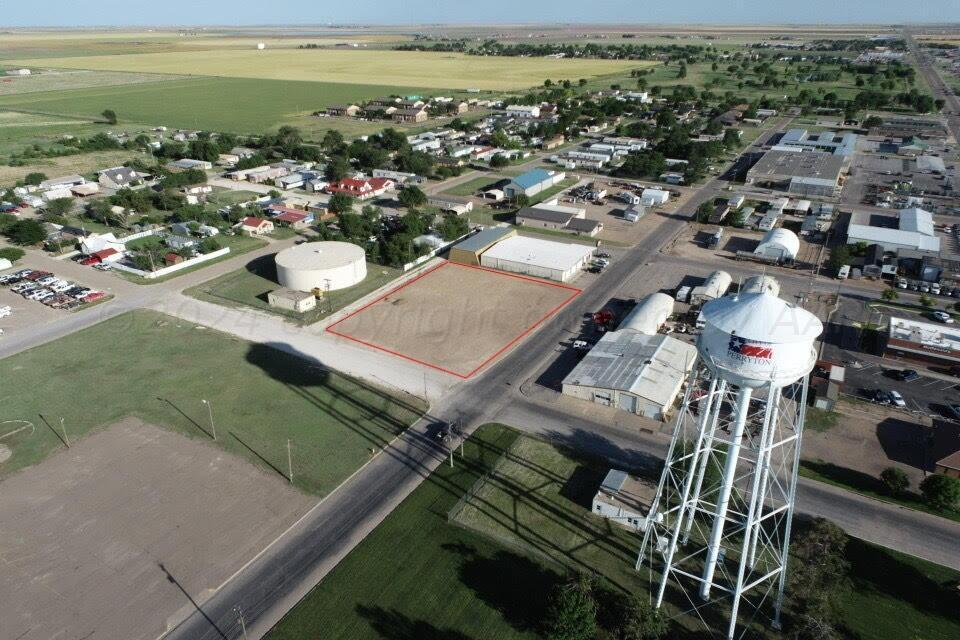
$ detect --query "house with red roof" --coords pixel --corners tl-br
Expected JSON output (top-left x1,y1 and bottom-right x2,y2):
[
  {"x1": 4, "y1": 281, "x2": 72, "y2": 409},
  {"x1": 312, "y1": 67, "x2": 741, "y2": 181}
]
[
  {"x1": 80, "y1": 248, "x2": 122, "y2": 266},
  {"x1": 324, "y1": 177, "x2": 395, "y2": 201},
  {"x1": 272, "y1": 210, "x2": 314, "y2": 230},
  {"x1": 235, "y1": 216, "x2": 275, "y2": 236}
]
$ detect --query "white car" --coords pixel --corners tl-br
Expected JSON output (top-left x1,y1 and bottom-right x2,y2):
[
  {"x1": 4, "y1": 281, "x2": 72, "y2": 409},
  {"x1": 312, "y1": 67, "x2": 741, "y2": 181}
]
[
  {"x1": 932, "y1": 311, "x2": 954, "y2": 324},
  {"x1": 888, "y1": 391, "x2": 907, "y2": 408},
  {"x1": 49, "y1": 280, "x2": 72, "y2": 293},
  {"x1": 27, "y1": 289, "x2": 52, "y2": 301},
  {"x1": 36, "y1": 275, "x2": 58, "y2": 286},
  {"x1": 0, "y1": 305, "x2": 11, "y2": 318}
]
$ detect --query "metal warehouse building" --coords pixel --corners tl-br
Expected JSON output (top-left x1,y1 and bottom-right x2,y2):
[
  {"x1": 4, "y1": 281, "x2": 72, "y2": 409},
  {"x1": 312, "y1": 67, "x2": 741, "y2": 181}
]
[
  {"x1": 745, "y1": 150, "x2": 846, "y2": 197},
  {"x1": 447, "y1": 226, "x2": 517, "y2": 266},
  {"x1": 562, "y1": 332, "x2": 697, "y2": 421},
  {"x1": 479, "y1": 235, "x2": 593, "y2": 282}
]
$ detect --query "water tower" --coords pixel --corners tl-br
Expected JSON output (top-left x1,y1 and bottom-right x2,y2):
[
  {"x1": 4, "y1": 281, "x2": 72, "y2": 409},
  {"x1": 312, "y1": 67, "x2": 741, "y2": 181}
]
[{"x1": 637, "y1": 283, "x2": 822, "y2": 639}]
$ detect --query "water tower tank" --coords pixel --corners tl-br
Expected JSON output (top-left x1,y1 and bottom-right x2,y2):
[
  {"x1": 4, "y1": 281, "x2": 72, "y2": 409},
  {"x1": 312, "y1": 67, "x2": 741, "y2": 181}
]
[{"x1": 697, "y1": 291, "x2": 822, "y2": 388}]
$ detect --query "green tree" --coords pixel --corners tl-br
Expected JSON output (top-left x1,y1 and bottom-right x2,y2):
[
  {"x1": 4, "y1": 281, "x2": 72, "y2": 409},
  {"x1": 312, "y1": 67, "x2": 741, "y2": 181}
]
[
  {"x1": 489, "y1": 153, "x2": 510, "y2": 168},
  {"x1": 198, "y1": 237, "x2": 222, "y2": 254},
  {"x1": 919, "y1": 293, "x2": 935, "y2": 308},
  {"x1": 827, "y1": 245, "x2": 851, "y2": 275},
  {"x1": 788, "y1": 519, "x2": 849, "y2": 624},
  {"x1": 43, "y1": 197, "x2": 74, "y2": 218},
  {"x1": 0, "y1": 246, "x2": 26, "y2": 263},
  {"x1": 321, "y1": 129, "x2": 345, "y2": 151},
  {"x1": 881, "y1": 288, "x2": 898, "y2": 302},
  {"x1": 919, "y1": 474, "x2": 960, "y2": 512},
  {"x1": 23, "y1": 171, "x2": 47, "y2": 186},
  {"x1": 514, "y1": 193, "x2": 531, "y2": 208},
  {"x1": 619, "y1": 594, "x2": 668, "y2": 640},
  {"x1": 880, "y1": 467, "x2": 910, "y2": 496},
  {"x1": 397, "y1": 185, "x2": 427, "y2": 209},
  {"x1": 7, "y1": 219, "x2": 48, "y2": 245},
  {"x1": 325, "y1": 157, "x2": 351, "y2": 182},
  {"x1": 328, "y1": 193, "x2": 354, "y2": 214},
  {"x1": 437, "y1": 215, "x2": 469, "y2": 241},
  {"x1": 545, "y1": 574, "x2": 597, "y2": 640},
  {"x1": 862, "y1": 115, "x2": 883, "y2": 129},
  {"x1": 101, "y1": 109, "x2": 118, "y2": 125}
]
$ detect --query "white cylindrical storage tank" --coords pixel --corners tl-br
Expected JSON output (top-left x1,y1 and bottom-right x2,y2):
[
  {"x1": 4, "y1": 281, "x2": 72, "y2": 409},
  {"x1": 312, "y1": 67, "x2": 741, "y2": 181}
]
[
  {"x1": 697, "y1": 291, "x2": 822, "y2": 388},
  {"x1": 755, "y1": 228, "x2": 799, "y2": 261},
  {"x1": 275, "y1": 241, "x2": 366, "y2": 292},
  {"x1": 620, "y1": 292, "x2": 674, "y2": 335},
  {"x1": 741, "y1": 275, "x2": 780, "y2": 298}
]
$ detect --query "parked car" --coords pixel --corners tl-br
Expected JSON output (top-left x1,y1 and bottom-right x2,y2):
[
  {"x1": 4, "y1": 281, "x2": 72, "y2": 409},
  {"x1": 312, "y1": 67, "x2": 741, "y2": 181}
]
[
  {"x1": 947, "y1": 404, "x2": 960, "y2": 420},
  {"x1": 49, "y1": 280, "x2": 72, "y2": 293},
  {"x1": 895, "y1": 278, "x2": 908, "y2": 289},
  {"x1": 894, "y1": 369, "x2": 921, "y2": 382},
  {"x1": 82, "y1": 291, "x2": 105, "y2": 303},
  {"x1": 888, "y1": 391, "x2": 907, "y2": 408},
  {"x1": 919, "y1": 283, "x2": 931, "y2": 293},
  {"x1": 92, "y1": 263, "x2": 112, "y2": 271},
  {"x1": 932, "y1": 311, "x2": 954, "y2": 324}
]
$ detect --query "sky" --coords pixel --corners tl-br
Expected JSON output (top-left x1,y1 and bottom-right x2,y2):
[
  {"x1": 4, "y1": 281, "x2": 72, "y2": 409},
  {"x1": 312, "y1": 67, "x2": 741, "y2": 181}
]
[{"x1": 3, "y1": 1, "x2": 960, "y2": 27}]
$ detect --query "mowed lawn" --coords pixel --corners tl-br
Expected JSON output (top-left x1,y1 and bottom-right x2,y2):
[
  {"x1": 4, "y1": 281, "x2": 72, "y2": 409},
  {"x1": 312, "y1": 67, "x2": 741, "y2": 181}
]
[
  {"x1": 267, "y1": 424, "x2": 960, "y2": 640},
  {"x1": 186, "y1": 255, "x2": 403, "y2": 326},
  {"x1": 0, "y1": 77, "x2": 433, "y2": 134},
  {"x1": 0, "y1": 310, "x2": 425, "y2": 496},
  {"x1": 5, "y1": 49, "x2": 647, "y2": 90}
]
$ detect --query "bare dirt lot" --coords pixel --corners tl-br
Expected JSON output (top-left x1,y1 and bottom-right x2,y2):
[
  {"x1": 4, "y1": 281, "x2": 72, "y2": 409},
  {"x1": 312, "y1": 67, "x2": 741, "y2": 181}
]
[
  {"x1": 326, "y1": 260, "x2": 580, "y2": 378},
  {"x1": 0, "y1": 417, "x2": 313, "y2": 640}
]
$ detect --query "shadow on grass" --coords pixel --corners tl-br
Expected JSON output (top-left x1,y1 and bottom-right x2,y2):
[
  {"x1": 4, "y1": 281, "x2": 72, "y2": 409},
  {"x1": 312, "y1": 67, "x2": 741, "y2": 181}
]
[
  {"x1": 355, "y1": 605, "x2": 476, "y2": 640},
  {"x1": 801, "y1": 459, "x2": 887, "y2": 495},
  {"x1": 443, "y1": 543, "x2": 558, "y2": 634},
  {"x1": 845, "y1": 537, "x2": 960, "y2": 621}
]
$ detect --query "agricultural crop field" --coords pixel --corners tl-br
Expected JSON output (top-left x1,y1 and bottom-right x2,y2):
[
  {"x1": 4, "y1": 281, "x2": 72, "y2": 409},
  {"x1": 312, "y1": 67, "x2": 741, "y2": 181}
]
[
  {"x1": 0, "y1": 69, "x2": 186, "y2": 95},
  {"x1": 0, "y1": 77, "x2": 432, "y2": 134},
  {"x1": 3, "y1": 48, "x2": 647, "y2": 90},
  {"x1": 0, "y1": 30, "x2": 412, "y2": 59}
]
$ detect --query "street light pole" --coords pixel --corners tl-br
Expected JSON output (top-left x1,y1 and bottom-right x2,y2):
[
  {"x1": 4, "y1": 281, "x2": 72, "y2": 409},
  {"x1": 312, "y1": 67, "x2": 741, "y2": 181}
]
[
  {"x1": 201, "y1": 399, "x2": 216, "y2": 441},
  {"x1": 234, "y1": 606, "x2": 248, "y2": 639},
  {"x1": 59, "y1": 417, "x2": 70, "y2": 448}
]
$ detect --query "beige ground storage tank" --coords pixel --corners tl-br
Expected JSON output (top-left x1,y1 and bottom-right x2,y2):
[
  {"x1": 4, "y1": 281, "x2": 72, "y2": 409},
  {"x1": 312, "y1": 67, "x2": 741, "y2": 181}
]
[{"x1": 275, "y1": 241, "x2": 366, "y2": 292}]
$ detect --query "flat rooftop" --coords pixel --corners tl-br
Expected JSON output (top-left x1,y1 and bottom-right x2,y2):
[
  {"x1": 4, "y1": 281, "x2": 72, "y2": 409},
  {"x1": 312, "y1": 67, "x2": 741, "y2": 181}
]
[
  {"x1": 748, "y1": 150, "x2": 846, "y2": 181},
  {"x1": 888, "y1": 316, "x2": 960, "y2": 354},
  {"x1": 482, "y1": 235, "x2": 594, "y2": 270}
]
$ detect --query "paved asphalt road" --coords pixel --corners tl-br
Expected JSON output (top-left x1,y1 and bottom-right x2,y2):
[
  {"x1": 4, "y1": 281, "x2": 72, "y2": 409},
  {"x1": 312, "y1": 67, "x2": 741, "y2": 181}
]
[{"x1": 163, "y1": 123, "x2": 960, "y2": 640}]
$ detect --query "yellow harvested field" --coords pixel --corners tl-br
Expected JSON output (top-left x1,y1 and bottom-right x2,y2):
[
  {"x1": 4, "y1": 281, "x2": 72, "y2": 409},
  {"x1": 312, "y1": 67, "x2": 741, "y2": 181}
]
[
  {"x1": 0, "y1": 149, "x2": 151, "y2": 184},
  {"x1": 6, "y1": 49, "x2": 647, "y2": 90}
]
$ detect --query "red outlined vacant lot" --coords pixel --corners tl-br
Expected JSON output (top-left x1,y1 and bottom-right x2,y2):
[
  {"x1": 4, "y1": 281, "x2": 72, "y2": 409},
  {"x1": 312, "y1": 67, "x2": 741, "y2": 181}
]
[{"x1": 326, "y1": 260, "x2": 581, "y2": 378}]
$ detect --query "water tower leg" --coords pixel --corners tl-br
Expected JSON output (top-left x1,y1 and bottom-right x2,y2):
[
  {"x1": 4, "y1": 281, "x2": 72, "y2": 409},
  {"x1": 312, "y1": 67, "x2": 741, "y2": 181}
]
[
  {"x1": 700, "y1": 387, "x2": 753, "y2": 601},
  {"x1": 749, "y1": 386, "x2": 781, "y2": 568},
  {"x1": 727, "y1": 384, "x2": 778, "y2": 639},
  {"x1": 654, "y1": 376, "x2": 721, "y2": 609},
  {"x1": 773, "y1": 378, "x2": 810, "y2": 629},
  {"x1": 683, "y1": 379, "x2": 727, "y2": 544}
]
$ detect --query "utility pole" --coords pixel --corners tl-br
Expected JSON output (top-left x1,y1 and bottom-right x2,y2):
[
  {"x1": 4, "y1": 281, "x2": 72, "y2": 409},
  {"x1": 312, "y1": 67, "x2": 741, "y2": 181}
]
[
  {"x1": 234, "y1": 606, "x2": 248, "y2": 640},
  {"x1": 287, "y1": 439, "x2": 293, "y2": 483},
  {"x1": 59, "y1": 417, "x2": 70, "y2": 448},
  {"x1": 201, "y1": 399, "x2": 216, "y2": 441}
]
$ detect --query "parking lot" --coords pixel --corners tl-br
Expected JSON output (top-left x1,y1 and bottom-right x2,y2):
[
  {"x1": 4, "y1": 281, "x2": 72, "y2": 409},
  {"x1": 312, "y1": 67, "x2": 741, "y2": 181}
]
[
  {"x1": 664, "y1": 223, "x2": 821, "y2": 270},
  {"x1": 0, "y1": 267, "x2": 106, "y2": 323}
]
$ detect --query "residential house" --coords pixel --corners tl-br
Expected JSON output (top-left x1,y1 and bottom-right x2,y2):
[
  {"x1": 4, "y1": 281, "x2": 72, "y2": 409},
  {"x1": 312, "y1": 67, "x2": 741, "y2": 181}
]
[
  {"x1": 325, "y1": 178, "x2": 394, "y2": 201},
  {"x1": 506, "y1": 104, "x2": 540, "y2": 119},
  {"x1": 327, "y1": 104, "x2": 360, "y2": 117},
  {"x1": 236, "y1": 216, "x2": 275, "y2": 236},
  {"x1": 392, "y1": 108, "x2": 428, "y2": 124},
  {"x1": 97, "y1": 166, "x2": 144, "y2": 189}
]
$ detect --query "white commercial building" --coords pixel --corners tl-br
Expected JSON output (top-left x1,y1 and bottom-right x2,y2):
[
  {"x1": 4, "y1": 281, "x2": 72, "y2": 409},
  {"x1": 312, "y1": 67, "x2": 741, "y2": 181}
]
[
  {"x1": 506, "y1": 104, "x2": 541, "y2": 119},
  {"x1": 274, "y1": 241, "x2": 367, "y2": 292},
  {"x1": 619, "y1": 293, "x2": 674, "y2": 335},
  {"x1": 754, "y1": 228, "x2": 800, "y2": 262},
  {"x1": 640, "y1": 188, "x2": 670, "y2": 207},
  {"x1": 562, "y1": 332, "x2": 697, "y2": 421},
  {"x1": 690, "y1": 270, "x2": 733, "y2": 305},
  {"x1": 846, "y1": 207, "x2": 940, "y2": 253},
  {"x1": 479, "y1": 235, "x2": 593, "y2": 282}
]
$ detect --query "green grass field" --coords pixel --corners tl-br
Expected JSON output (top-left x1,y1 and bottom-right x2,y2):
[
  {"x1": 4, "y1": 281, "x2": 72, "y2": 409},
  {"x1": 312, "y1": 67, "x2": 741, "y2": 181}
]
[
  {"x1": 185, "y1": 256, "x2": 403, "y2": 325},
  {"x1": 0, "y1": 77, "x2": 434, "y2": 135},
  {"x1": 5, "y1": 49, "x2": 648, "y2": 91},
  {"x1": 267, "y1": 424, "x2": 960, "y2": 640},
  {"x1": 441, "y1": 175, "x2": 505, "y2": 196},
  {"x1": 0, "y1": 310, "x2": 425, "y2": 495}
]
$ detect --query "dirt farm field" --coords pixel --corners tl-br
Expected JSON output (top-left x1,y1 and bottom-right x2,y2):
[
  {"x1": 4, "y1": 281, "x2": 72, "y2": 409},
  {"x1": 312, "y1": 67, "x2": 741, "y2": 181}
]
[
  {"x1": 326, "y1": 261, "x2": 581, "y2": 378},
  {"x1": 0, "y1": 417, "x2": 314, "y2": 640}
]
